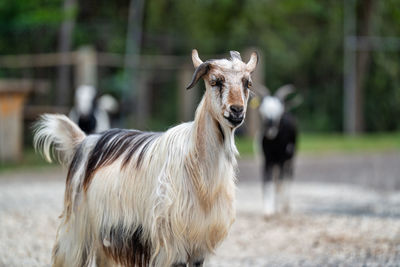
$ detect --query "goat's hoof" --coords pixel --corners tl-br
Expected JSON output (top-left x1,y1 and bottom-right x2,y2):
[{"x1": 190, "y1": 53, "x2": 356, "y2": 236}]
[
  {"x1": 263, "y1": 213, "x2": 277, "y2": 220},
  {"x1": 193, "y1": 259, "x2": 204, "y2": 267},
  {"x1": 263, "y1": 208, "x2": 276, "y2": 219},
  {"x1": 263, "y1": 215, "x2": 272, "y2": 220}
]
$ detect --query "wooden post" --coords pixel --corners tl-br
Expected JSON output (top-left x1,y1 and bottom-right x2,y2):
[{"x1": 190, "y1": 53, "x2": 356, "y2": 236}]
[
  {"x1": 0, "y1": 80, "x2": 32, "y2": 163},
  {"x1": 244, "y1": 48, "x2": 265, "y2": 138},
  {"x1": 135, "y1": 70, "x2": 149, "y2": 129},
  {"x1": 75, "y1": 46, "x2": 97, "y2": 88},
  {"x1": 56, "y1": 0, "x2": 77, "y2": 106},
  {"x1": 178, "y1": 65, "x2": 198, "y2": 122}
]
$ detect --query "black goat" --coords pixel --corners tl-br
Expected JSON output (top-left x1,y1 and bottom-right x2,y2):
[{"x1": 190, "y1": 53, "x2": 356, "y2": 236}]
[{"x1": 257, "y1": 85, "x2": 300, "y2": 216}]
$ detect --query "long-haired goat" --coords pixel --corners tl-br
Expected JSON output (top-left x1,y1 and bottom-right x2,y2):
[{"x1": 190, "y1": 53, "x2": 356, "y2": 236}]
[
  {"x1": 33, "y1": 49, "x2": 258, "y2": 266},
  {"x1": 257, "y1": 85, "x2": 300, "y2": 217}
]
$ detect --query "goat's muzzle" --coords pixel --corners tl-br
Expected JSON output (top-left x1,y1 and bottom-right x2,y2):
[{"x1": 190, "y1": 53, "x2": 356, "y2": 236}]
[{"x1": 225, "y1": 105, "x2": 244, "y2": 127}]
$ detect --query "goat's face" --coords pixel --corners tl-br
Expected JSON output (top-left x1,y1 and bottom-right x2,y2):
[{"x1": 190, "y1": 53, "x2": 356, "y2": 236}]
[
  {"x1": 187, "y1": 50, "x2": 258, "y2": 129},
  {"x1": 258, "y1": 84, "x2": 297, "y2": 139},
  {"x1": 75, "y1": 85, "x2": 96, "y2": 116},
  {"x1": 259, "y1": 96, "x2": 284, "y2": 139}
]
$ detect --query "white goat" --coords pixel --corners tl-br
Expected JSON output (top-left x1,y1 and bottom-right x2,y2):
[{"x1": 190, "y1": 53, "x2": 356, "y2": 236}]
[{"x1": 33, "y1": 49, "x2": 258, "y2": 267}]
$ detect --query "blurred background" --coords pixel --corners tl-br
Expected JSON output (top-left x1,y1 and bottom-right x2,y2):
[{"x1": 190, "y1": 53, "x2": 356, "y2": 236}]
[
  {"x1": 0, "y1": 0, "x2": 400, "y2": 165},
  {"x1": 0, "y1": 0, "x2": 400, "y2": 155},
  {"x1": 0, "y1": 0, "x2": 400, "y2": 266}
]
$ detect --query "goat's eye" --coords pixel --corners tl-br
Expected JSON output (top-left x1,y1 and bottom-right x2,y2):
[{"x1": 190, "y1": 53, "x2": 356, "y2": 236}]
[
  {"x1": 210, "y1": 79, "x2": 223, "y2": 88},
  {"x1": 243, "y1": 79, "x2": 252, "y2": 90}
]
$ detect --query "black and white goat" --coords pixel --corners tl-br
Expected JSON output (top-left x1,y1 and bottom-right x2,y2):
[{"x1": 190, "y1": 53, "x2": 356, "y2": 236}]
[
  {"x1": 33, "y1": 49, "x2": 258, "y2": 266},
  {"x1": 69, "y1": 85, "x2": 118, "y2": 134},
  {"x1": 257, "y1": 85, "x2": 299, "y2": 217}
]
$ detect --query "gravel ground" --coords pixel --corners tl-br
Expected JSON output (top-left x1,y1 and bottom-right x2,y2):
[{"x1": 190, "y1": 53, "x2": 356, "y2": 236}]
[
  {"x1": 208, "y1": 182, "x2": 400, "y2": 266},
  {"x1": 1, "y1": 152, "x2": 400, "y2": 266}
]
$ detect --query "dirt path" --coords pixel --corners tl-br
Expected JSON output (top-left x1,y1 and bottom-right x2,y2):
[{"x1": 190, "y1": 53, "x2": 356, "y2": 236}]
[{"x1": 0, "y1": 152, "x2": 399, "y2": 266}]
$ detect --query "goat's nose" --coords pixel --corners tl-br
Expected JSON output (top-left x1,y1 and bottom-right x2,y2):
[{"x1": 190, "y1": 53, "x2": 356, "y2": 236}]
[{"x1": 230, "y1": 105, "x2": 244, "y2": 115}]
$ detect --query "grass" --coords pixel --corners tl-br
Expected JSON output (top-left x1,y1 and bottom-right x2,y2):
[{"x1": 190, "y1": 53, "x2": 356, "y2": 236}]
[
  {"x1": 236, "y1": 132, "x2": 400, "y2": 156},
  {"x1": 0, "y1": 147, "x2": 54, "y2": 173},
  {"x1": 298, "y1": 133, "x2": 400, "y2": 153}
]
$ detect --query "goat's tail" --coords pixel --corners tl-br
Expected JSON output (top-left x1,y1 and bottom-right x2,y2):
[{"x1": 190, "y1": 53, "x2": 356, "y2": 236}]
[{"x1": 33, "y1": 114, "x2": 86, "y2": 166}]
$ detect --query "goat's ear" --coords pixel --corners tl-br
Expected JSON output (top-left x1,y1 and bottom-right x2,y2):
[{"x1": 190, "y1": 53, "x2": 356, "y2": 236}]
[
  {"x1": 186, "y1": 62, "x2": 211, "y2": 90},
  {"x1": 191, "y1": 49, "x2": 203, "y2": 68},
  {"x1": 286, "y1": 94, "x2": 303, "y2": 111},
  {"x1": 246, "y1": 52, "x2": 258, "y2": 73}
]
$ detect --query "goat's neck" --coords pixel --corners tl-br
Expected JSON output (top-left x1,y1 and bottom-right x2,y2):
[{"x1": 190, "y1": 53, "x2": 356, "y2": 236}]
[
  {"x1": 192, "y1": 96, "x2": 237, "y2": 165},
  {"x1": 187, "y1": 95, "x2": 238, "y2": 212}
]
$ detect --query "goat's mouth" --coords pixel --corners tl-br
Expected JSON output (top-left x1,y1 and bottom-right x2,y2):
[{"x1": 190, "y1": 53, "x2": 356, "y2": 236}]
[{"x1": 224, "y1": 115, "x2": 244, "y2": 127}]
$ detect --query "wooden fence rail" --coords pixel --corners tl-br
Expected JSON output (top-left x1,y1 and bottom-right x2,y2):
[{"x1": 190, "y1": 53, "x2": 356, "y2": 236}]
[{"x1": 0, "y1": 51, "x2": 190, "y2": 70}]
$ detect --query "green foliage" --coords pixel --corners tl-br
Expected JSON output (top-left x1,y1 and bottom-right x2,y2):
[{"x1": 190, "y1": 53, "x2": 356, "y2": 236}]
[
  {"x1": 0, "y1": 148, "x2": 53, "y2": 173},
  {"x1": 0, "y1": 0, "x2": 400, "y2": 131},
  {"x1": 143, "y1": 0, "x2": 346, "y2": 131},
  {"x1": 0, "y1": 0, "x2": 63, "y2": 53}
]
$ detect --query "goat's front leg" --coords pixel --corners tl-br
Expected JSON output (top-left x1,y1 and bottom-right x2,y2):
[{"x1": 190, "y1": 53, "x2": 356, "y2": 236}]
[
  {"x1": 277, "y1": 160, "x2": 294, "y2": 214},
  {"x1": 173, "y1": 257, "x2": 204, "y2": 267},
  {"x1": 189, "y1": 259, "x2": 204, "y2": 267},
  {"x1": 262, "y1": 163, "x2": 276, "y2": 217}
]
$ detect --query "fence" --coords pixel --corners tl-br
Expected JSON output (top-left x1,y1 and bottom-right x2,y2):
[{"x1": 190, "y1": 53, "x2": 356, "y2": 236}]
[{"x1": 0, "y1": 47, "x2": 263, "y2": 159}]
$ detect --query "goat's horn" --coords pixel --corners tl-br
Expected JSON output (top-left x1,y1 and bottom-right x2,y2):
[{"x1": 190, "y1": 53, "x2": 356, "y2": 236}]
[
  {"x1": 275, "y1": 84, "x2": 295, "y2": 101},
  {"x1": 230, "y1": 51, "x2": 242, "y2": 61},
  {"x1": 246, "y1": 51, "x2": 258, "y2": 73},
  {"x1": 186, "y1": 62, "x2": 210, "y2": 90},
  {"x1": 191, "y1": 49, "x2": 203, "y2": 68}
]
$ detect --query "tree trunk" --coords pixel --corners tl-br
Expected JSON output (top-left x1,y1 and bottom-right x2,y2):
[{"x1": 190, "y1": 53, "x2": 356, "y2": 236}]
[
  {"x1": 56, "y1": 0, "x2": 77, "y2": 106},
  {"x1": 355, "y1": 0, "x2": 376, "y2": 132}
]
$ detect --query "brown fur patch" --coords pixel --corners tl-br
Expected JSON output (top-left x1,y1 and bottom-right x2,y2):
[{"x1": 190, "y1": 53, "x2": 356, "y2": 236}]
[
  {"x1": 227, "y1": 87, "x2": 244, "y2": 107},
  {"x1": 101, "y1": 224, "x2": 151, "y2": 267},
  {"x1": 207, "y1": 223, "x2": 228, "y2": 250},
  {"x1": 195, "y1": 109, "x2": 207, "y2": 160},
  {"x1": 190, "y1": 98, "x2": 228, "y2": 212},
  {"x1": 186, "y1": 154, "x2": 232, "y2": 214},
  {"x1": 184, "y1": 152, "x2": 210, "y2": 213}
]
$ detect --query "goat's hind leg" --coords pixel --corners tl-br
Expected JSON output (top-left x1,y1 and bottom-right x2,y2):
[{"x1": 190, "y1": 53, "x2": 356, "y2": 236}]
[
  {"x1": 52, "y1": 224, "x2": 77, "y2": 267},
  {"x1": 52, "y1": 232, "x2": 91, "y2": 267},
  {"x1": 52, "y1": 211, "x2": 93, "y2": 267}
]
